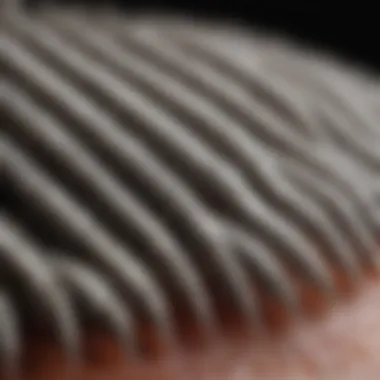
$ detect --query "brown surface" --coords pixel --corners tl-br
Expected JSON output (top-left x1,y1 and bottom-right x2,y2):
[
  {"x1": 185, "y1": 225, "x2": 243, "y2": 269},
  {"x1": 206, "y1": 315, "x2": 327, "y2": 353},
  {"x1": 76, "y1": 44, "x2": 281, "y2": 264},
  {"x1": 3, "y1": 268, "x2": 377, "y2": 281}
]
[{"x1": 3, "y1": 275, "x2": 379, "y2": 380}]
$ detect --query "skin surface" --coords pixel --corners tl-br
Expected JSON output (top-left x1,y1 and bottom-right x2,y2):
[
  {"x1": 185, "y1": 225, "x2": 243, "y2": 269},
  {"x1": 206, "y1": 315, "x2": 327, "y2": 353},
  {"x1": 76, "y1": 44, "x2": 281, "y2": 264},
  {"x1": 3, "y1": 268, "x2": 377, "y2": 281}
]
[{"x1": 3, "y1": 274, "x2": 378, "y2": 380}]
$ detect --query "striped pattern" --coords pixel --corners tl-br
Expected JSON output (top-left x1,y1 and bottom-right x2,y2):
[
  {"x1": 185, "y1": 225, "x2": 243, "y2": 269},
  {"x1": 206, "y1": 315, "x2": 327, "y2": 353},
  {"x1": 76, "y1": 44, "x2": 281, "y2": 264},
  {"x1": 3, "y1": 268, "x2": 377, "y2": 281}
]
[{"x1": 1, "y1": 6, "x2": 380, "y2": 370}]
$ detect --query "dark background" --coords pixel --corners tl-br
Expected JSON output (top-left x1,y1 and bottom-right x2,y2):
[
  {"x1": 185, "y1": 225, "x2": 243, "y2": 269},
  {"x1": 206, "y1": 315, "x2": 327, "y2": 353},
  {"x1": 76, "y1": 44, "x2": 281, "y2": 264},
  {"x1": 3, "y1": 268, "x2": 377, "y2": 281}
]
[{"x1": 27, "y1": 1, "x2": 380, "y2": 72}]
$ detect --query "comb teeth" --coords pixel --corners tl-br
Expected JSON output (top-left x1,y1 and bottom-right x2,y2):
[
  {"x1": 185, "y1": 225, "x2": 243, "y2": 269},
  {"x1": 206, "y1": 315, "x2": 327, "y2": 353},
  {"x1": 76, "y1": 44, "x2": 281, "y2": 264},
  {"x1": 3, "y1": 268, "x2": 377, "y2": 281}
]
[{"x1": 2, "y1": 6, "x2": 380, "y2": 369}]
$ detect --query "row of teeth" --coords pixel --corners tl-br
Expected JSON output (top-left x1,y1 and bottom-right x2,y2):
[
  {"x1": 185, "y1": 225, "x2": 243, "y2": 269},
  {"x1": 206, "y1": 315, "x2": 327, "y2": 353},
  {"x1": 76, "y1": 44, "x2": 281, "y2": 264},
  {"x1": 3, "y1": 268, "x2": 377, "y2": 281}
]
[{"x1": 2, "y1": 7, "x2": 380, "y2": 370}]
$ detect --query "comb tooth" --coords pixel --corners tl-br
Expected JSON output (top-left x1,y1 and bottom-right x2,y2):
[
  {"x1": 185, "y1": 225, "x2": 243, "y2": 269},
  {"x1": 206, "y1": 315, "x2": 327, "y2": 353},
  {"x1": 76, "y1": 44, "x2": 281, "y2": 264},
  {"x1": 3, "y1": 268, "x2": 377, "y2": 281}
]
[
  {"x1": 157, "y1": 27, "x2": 380, "y2": 227},
  {"x1": 0, "y1": 216, "x2": 81, "y2": 362},
  {"x1": 51, "y1": 256, "x2": 138, "y2": 354},
  {"x1": 40, "y1": 23, "x2": 363, "y2": 281},
  {"x1": 121, "y1": 30, "x2": 321, "y2": 139},
  {"x1": 2, "y1": 80, "x2": 216, "y2": 339},
  {"x1": 2, "y1": 137, "x2": 176, "y2": 349},
  {"x1": 315, "y1": 97, "x2": 380, "y2": 173},
  {"x1": 0, "y1": 33, "x2": 258, "y2": 325},
  {"x1": 230, "y1": 227, "x2": 300, "y2": 316},
  {"x1": 166, "y1": 35, "x2": 318, "y2": 141},
  {"x1": 283, "y1": 160, "x2": 380, "y2": 269},
  {"x1": 110, "y1": 31, "x2": 321, "y2": 162},
  {"x1": 109, "y1": 22, "x2": 378, "y2": 282},
  {"x1": 0, "y1": 291, "x2": 21, "y2": 375},
  {"x1": 2, "y1": 21, "x2": 337, "y2": 296}
]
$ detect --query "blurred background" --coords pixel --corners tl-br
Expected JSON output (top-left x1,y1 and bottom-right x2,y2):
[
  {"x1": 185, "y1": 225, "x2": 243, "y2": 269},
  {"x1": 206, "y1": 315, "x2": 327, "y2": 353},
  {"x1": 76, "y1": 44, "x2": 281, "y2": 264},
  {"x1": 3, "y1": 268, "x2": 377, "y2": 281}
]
[{"x1": 25, "y1": 1, "x2": 380, "y2": 71}]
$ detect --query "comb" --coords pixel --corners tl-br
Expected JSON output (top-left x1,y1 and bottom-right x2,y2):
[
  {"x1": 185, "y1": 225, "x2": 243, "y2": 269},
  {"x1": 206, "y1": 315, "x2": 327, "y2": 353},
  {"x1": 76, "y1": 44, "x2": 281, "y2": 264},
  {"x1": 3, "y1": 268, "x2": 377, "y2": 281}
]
[{"x1": 1, "y1": 1, "x2": 380, "y2": 375}]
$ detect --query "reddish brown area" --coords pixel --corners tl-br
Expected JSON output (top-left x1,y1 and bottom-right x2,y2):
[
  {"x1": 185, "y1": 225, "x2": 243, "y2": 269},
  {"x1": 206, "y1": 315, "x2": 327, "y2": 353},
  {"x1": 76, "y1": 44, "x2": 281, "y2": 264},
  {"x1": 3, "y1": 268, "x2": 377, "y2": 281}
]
[{"x1": 3, "y1": 273, "x2": 380, "y2": 380}]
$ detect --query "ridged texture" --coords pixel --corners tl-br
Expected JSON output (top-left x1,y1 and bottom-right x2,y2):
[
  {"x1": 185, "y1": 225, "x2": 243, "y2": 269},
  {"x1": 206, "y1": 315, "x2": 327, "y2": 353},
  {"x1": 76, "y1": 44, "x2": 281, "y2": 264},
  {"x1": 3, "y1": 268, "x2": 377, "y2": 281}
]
[{"x1": 1, "y1": 4, "x2": 380, "y2": 370}]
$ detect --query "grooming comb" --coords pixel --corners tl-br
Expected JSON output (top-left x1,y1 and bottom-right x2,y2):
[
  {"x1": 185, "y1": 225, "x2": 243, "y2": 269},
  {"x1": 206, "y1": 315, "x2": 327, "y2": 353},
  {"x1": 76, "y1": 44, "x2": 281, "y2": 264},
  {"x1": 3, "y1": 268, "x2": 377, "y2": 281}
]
[{"x1": 1, "y1": 1, "x2": 380, "y2": 378}]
